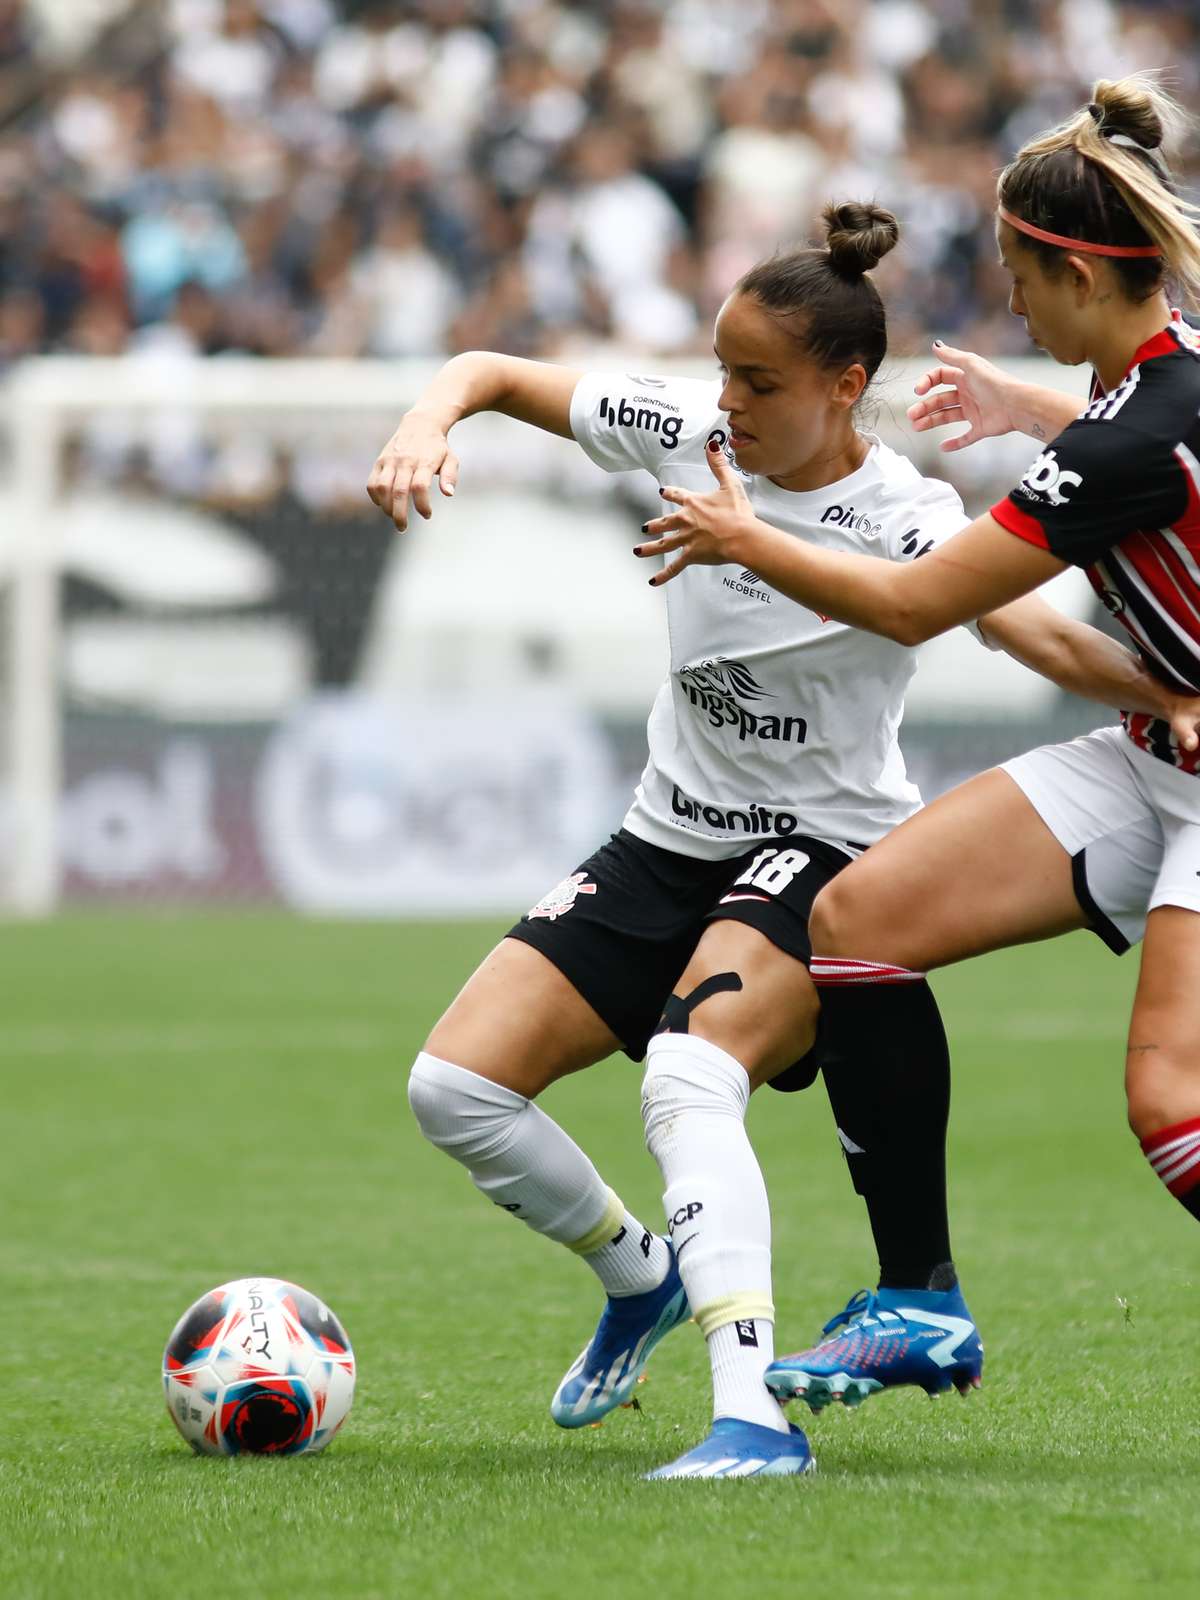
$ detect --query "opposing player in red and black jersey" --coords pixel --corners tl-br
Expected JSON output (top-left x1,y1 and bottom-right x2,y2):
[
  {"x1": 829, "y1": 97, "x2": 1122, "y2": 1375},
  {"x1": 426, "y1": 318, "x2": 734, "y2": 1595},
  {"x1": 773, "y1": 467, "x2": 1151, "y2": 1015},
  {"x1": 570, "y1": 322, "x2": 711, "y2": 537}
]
[
  {"x1": 995, "y1": 318, "x2": 1200, "y2": 770},
  {"x1": 633, "y1": 74, "x2": 1200, "y2": 1409}
]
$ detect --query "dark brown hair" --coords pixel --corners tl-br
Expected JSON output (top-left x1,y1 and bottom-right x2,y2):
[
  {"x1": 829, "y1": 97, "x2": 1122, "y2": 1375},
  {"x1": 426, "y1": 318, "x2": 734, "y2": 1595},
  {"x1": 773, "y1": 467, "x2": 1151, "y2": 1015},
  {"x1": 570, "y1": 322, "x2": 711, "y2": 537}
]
[
  {"x1": 998, "y1": 75, "x2": 1200, "y2": 306},
  {"x1": 737, "y1": 201, "x2": 900, "y2": 380}
]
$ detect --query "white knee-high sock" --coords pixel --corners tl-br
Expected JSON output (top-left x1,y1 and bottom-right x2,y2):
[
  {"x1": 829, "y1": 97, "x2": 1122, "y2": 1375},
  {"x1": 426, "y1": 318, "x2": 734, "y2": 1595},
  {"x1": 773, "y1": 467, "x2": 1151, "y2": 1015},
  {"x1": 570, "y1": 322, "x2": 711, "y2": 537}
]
[
  {"x1": 409, "y1": 1051, "x2": 669, "y2": 1296},
  {"x1": 642, "y1": 1032, "x2": 787, "y2": 1431}
]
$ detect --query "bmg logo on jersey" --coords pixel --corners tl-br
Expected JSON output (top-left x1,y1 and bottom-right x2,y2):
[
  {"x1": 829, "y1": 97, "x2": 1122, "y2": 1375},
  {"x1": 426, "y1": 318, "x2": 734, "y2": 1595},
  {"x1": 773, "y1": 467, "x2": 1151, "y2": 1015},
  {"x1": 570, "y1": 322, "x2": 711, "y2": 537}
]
[
  {"x1": 1019, "y1": 449, "x2": 1082, "y2": 506},
  {"x1": 597, "y1": 393, "x2": 683, "y2": 448}
]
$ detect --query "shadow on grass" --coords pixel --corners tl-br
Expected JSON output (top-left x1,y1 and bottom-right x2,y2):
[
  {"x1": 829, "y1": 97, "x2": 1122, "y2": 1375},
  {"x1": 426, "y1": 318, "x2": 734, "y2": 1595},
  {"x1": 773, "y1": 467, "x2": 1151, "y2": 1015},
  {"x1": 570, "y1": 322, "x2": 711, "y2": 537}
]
[
  {"x1": 123, "y1": 1409, "x2": 1195, "y2": 1501},
  {"x1": 143, "y1": 1433, "x2": 654, "y2": 1480}
]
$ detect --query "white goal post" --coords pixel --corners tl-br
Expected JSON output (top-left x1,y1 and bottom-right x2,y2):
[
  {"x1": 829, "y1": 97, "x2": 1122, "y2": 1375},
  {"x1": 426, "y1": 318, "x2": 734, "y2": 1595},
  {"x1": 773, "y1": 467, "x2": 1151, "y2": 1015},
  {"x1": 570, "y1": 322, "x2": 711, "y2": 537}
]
[
  {"x1": 4, "y1": 358, "x2": 439, "y2": 915},
  {"x1": 0, "y1": 353, "x2": 1090, "y2": 917}
]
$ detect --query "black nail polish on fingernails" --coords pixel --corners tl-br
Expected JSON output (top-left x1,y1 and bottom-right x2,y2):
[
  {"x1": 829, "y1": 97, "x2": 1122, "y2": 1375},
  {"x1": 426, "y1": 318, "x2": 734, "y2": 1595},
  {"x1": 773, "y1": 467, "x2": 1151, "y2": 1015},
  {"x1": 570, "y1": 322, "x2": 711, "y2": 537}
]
[
  {"x1": 707, "y1": 439, "x2": 720, "y2": 452},
  {"x1": 640, "y1": 522, "x2": 649, "y2": 532}
]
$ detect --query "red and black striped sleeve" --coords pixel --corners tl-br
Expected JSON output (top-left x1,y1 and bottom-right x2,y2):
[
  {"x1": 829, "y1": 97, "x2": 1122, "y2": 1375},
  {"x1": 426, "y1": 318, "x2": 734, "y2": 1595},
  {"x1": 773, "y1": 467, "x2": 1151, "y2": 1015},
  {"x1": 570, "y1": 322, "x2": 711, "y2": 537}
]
[{"x1": 991, "y1": 415, "x2": 1188, "y2": 567}]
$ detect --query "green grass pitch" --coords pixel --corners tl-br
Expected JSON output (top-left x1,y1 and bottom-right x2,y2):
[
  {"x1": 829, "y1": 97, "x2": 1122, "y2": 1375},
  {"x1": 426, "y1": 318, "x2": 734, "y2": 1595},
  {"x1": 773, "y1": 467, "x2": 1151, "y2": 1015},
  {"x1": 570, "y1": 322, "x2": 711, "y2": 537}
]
[{"x1": 1, "y1": 915, "x2": 1197, "y2": 1599}]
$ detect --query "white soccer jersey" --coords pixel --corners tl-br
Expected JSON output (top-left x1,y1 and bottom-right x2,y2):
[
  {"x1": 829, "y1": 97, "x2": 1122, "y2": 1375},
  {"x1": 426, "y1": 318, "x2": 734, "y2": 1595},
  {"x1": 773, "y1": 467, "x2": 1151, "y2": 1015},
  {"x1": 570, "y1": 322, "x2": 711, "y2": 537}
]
[{"x1": 570, "y1": 370, "x2": 973, "y2": 858}]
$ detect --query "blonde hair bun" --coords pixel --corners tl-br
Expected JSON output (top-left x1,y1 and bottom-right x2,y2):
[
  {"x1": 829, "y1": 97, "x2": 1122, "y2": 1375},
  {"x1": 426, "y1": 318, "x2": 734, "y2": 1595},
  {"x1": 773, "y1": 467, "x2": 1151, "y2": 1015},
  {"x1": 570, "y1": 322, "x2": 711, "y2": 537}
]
[
  {"x1": 1090, "y1": 76, "x2": 1176, "y2": 151},
  {"x1": 999, "y1": 73, "x2": 1200, "y2": 308}
]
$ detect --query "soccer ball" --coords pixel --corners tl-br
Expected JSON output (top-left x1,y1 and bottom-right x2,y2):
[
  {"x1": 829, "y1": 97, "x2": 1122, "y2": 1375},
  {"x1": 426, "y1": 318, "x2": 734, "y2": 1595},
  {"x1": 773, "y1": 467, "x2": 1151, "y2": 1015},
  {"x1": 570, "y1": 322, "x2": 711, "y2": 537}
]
[{"x1": 163, "y1": 1277, "x2": 355, "y2": 1455}]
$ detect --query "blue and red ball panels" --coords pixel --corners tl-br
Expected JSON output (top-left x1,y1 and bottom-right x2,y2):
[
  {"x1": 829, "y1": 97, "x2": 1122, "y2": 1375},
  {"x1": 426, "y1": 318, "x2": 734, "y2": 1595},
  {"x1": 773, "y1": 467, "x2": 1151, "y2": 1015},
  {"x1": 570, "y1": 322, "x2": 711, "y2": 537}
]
[{"x1": 163, "y1": 1278, "x2": 355, "y2": 1455}]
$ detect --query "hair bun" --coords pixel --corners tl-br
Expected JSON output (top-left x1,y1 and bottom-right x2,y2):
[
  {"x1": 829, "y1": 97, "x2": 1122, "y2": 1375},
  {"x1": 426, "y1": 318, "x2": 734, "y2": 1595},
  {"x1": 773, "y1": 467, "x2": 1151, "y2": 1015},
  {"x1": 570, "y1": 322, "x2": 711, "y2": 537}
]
[
  {"x1": 822, "y1": 201, "x2": 900, "y2": 276},
  {"x1": 1091, "y1": 77, "x2": 1166, "y2": 150}
]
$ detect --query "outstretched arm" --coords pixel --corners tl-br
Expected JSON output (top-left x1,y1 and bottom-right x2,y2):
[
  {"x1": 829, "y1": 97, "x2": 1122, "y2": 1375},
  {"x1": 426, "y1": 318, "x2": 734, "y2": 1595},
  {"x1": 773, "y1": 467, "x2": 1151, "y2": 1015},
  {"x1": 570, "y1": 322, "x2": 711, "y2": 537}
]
[
  {"x1": 636, "y1": 445, "x2": 1200, "y2": 748},
  {"x1": 980, "y1": 596, "x2": 1200, "y2": 751},
  {"x1": 367, "y1": 354, "x2": 582, "y2": 531},
  {"x1": 906, "y1": 341, "x2": 1084, "y2": 452},
  {"x1": 635, "y1": 440, "x2": 1061, "y2": 643}
]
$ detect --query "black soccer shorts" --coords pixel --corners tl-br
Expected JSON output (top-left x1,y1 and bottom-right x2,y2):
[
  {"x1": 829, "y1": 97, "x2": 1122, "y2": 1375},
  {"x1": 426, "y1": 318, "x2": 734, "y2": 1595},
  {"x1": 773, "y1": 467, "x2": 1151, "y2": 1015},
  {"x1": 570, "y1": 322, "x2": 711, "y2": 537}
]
[{"x1": 506, "y1": 827, "x2": 858, "y2": 1091}]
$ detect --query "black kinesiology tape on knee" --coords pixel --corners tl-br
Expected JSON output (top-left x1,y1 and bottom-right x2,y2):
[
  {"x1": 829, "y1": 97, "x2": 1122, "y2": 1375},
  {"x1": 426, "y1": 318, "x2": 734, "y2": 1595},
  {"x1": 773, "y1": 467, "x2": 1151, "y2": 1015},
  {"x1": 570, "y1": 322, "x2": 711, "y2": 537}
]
[{"x1": 655, "y1": 971, "x2": 743, "y2": 1035}]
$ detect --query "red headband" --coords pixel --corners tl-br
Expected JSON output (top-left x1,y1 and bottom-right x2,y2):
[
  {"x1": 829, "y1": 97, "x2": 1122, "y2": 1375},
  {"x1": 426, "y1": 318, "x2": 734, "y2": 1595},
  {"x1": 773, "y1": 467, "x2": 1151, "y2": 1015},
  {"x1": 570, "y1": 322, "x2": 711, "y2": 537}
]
[{"x1": 998, "y1": 203, "x2": 1161, "y2": 258}]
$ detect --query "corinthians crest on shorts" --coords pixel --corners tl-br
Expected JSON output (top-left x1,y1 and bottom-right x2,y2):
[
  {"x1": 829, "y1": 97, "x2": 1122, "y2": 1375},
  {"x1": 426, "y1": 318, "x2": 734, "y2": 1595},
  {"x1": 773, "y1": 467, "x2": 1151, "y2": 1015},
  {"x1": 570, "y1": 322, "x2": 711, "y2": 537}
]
[{"x1": 527, "y1": 872, "x2": 597, "y2": 921}]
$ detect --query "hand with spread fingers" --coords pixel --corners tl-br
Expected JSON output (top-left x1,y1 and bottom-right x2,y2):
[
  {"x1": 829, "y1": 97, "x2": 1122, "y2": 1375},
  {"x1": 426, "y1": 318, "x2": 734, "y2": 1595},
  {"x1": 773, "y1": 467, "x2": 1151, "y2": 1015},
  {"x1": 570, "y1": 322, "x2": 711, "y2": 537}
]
[
  {"x1": 907, "y1": 339, "x2": 1083, "y2": 451},
  {"x1": 635, "y1": 439, "x2": 764, "y2": 585},
  {"x1": 366, "y1": 409, "x2": 460, "y2": 533},
  {"x1": 906, "y1": 340, "x2": 1025, "y2": 452}
]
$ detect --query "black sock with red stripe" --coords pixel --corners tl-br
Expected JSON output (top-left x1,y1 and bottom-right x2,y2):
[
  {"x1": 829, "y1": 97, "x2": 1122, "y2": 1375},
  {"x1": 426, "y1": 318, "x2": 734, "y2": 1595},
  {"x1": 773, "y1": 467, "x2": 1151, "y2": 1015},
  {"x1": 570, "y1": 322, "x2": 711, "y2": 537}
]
[
  {"x1": 1141, "y1": 1117, "x2": 1200, "y2": 1220},
  {"x1": 811, "y1": 957, "x2": 956, "y2": 1291}
]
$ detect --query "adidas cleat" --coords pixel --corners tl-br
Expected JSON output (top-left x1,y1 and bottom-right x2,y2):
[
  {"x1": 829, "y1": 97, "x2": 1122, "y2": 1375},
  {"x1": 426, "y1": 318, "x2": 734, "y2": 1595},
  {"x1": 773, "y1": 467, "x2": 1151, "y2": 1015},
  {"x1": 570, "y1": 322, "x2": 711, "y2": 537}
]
[
  {"x1": 551, "y1": 1245, "x2": 689, "y2": 1429},
  {"x1": 765, "y1": 1285, "x2": 983, "y2": 1414},
  {"x1": 646, "y1": 1417, "x2": 815, "y2": 1480}
]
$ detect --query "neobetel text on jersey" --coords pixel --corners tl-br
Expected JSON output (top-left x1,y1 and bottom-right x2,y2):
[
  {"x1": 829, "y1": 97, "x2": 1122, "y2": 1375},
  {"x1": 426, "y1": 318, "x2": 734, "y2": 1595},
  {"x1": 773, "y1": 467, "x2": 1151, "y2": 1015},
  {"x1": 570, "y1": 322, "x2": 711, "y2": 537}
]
[{"x1": 597, "y1": 394, "x2": 683, "y2": 448}]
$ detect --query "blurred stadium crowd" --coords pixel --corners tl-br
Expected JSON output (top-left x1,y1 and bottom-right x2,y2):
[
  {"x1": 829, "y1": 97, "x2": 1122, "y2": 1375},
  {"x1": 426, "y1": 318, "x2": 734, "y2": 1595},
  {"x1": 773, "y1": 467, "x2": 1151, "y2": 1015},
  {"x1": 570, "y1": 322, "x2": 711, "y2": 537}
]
[
  {"x1": 1, "y1": 1, "x2": 1191, "y2": 909},
  {"x1": 1, "y1": 0, "x2": 1197, "y2": 376}
]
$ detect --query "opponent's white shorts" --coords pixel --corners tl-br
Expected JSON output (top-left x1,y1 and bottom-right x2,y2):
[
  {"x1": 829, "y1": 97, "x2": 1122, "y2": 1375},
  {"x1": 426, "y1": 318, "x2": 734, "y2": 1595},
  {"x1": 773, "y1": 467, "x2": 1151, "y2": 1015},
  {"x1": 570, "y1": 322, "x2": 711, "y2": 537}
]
[{"x1": 1002, "y1": 724, "x2": 1200, "y2": 954}]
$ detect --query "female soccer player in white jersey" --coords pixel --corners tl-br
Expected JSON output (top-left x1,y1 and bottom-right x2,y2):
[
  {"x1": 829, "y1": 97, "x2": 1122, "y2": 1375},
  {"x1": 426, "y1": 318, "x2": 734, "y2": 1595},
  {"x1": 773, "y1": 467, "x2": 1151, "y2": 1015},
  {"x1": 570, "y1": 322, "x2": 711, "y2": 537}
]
[
  {"x1": 368, "y1": 199, "x2": 1199, "y2": 1478},
  {"x1": 632, "y1": 79, "x2": 1200, "y2": 1417}
]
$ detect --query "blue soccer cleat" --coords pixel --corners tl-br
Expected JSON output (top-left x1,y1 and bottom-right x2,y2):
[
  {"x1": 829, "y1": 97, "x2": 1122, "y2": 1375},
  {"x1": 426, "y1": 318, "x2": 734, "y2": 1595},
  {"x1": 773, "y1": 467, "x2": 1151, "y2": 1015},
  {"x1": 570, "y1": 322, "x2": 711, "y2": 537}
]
[
  {"x1": 646, "y1": 1417, "x2": 815, "y2": 1480},
  {"x1": 551, "y1": 1245, "x2": 689, "y2": 1428},
  {"x1": 765, "y1": 1285, "x2": 983, "y2": 1414}
]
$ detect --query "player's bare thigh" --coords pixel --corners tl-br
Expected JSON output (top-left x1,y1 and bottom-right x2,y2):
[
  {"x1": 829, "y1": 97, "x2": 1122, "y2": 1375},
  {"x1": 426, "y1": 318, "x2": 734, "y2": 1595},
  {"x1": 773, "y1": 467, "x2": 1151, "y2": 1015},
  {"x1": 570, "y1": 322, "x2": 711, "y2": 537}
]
[
  {"x1": 1125, "y1": 905, "x2": 1200, "y2": 1137},
  {"x1": 811, "y1": 767, "x2": 1088, "y2": 972},
  {"x1": 425, "y1": 938, "x2": 620, "y2": 1098},
  {"x1": 668, "y1": 919, "x2": 819, "y2": 1089}
]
